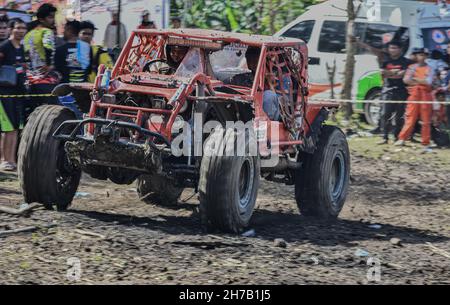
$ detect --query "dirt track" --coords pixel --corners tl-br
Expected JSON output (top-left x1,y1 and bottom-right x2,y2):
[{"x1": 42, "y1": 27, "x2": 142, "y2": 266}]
[{"x1": 0, "y1": 149, "x2": 449, "y2": 284}]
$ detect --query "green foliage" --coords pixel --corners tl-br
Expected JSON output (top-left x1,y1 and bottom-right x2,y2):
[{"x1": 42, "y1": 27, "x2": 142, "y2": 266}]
[{"x1": 170, "y1": 0, "x2": 317, "y2": 35}]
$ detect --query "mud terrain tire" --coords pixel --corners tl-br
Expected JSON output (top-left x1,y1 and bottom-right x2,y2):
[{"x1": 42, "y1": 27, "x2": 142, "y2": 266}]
[
  {"x1": 295, "y1": 125, "x2": 350, "y2": 219},
  {"x1": 18, "y1": 105, "x2": 81, "y2": 210},
  {"x1": 199, "y1": 128, "x2": 260, "y2": 233}
]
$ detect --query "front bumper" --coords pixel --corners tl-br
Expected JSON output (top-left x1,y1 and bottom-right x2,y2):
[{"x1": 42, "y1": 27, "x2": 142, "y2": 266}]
[{"x1": 53, "y1": 118, "x2": 169, "y2": 173}]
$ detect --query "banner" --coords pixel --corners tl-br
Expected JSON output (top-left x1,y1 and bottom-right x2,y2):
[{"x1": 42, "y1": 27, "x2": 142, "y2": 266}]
[{"x1": 422, "y1": 26, "x2": 450, "y2": 51}]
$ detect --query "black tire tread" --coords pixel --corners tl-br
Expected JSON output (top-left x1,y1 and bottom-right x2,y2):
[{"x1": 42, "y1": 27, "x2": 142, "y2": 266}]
[
  {"x1": 199, "y1": 128, "x2": 260, "y2": 233},
  {"x1": 18, "y1": 105, "x2": 81, "y2": 210},
  {"x1": 295, "y1": 125, "x2": 350, "y2": 219}
]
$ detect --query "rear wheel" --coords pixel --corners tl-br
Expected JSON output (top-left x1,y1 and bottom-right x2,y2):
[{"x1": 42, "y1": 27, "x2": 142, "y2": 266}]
[
  {"x1": 295, "y1": 125, "x2": 350, "y2": 219},
  {"x1": 18, "y1": 105, "x2": 81, "y2": 210},
  {"x1": 199, "y1": 128, "x2": 260, "y2": 233},
  {"x1": 136, "y1": 174, "x2": 184, "y2": 206},
  {"x1": 364, "y1": 90, "x2": 382, "y2": 126}
]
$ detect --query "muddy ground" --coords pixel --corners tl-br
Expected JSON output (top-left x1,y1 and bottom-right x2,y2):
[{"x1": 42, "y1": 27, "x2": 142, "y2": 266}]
[{"x1": 0, "y1": 138, "x2": 449, "y2": 284}]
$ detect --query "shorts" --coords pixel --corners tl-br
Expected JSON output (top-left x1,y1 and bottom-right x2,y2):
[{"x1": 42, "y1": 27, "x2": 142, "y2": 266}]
[{"x1": 0, "y1": 97, "x2": 23, "y2": 132}]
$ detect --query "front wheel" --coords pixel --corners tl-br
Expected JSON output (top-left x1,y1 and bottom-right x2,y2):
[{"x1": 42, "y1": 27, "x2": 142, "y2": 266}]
[
  {"x1": 295, "y1": 125, "x2": 350, "y2": 219},
  {"x1": 17, "y1": 105, "x2": 81, "y2": 210},
  {"x1": 199, "y1": 128, "x2": 260, "y2": 233}
]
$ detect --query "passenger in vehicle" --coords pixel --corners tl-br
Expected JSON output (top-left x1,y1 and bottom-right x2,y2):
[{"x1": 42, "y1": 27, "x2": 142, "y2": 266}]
[{"x1": 244, "y1": 47, "x2": 281, "y2": 121}]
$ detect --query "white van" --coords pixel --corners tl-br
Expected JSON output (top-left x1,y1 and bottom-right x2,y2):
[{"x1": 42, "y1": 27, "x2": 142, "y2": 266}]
[{"x1": 276, "y1": 0, "x2": 450, "y2": 125}]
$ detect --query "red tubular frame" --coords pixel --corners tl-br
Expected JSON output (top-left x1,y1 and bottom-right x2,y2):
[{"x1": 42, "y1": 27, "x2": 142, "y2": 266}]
[{"x1": 87, "y1": 29, "x2": 327, "y2": 149}]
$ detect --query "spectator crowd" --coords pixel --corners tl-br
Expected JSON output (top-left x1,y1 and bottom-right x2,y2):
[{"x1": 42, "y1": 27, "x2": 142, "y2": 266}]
[
  {"x1": 360, "y1": 39, "x2": 450, "y2": 152},
  {"x1": 0, "y1": 3, "x2": 182, "y2": 172}
]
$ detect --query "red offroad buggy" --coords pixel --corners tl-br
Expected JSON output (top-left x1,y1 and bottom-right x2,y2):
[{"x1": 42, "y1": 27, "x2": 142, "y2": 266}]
[{"x1": 18, "y1": 29, "x2": 350, "y2": 233}]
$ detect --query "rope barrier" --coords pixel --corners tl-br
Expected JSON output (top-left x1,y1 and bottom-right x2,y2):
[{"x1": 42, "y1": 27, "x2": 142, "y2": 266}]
[
  {"x1": 0, "y1": 93, "x2": 448, "y2": 105},
  {"x1": 0, "y1": 93, "x2": 54, "y2": 98},
  {"x1": 309, "y1": 98, "x2": 450, "y2": 105}
]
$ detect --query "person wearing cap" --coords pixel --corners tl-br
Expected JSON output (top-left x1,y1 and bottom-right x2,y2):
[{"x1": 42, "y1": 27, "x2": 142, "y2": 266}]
[
  {"x1": 377, "y1": 40, "x2": 413, "y2": 144},
  {"x1": 395, "y1": 48, "x2": 435, "y2": 149},
  {"x1": 79, "y1": 21, "x2": 114, "y2": 83},
  {"x1": 138, "y1": 10, "x2": 156, "y2": 30},
  {"x1": 103, "y1": 10, "x2": 127, "y2": 50}
]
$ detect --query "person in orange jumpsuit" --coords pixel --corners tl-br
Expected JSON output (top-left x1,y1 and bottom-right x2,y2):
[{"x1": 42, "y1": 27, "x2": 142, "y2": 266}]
[{"x1": 395, "y1": 48, "x2": 435, "y2": 148}]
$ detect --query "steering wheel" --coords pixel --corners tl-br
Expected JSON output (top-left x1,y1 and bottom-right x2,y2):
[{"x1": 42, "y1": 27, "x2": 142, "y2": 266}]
[{"x1": 143, "y1": 58, "x2": 171, "y2": 74}]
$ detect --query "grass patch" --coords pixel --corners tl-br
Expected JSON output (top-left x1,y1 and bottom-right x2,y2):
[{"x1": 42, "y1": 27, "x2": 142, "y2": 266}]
[
  {"x1": 348, "y1": 135, "x2": 450, "y2": 171},
  {"x1": 19, "y1": 261, "x2": 31, "y2": 270}
]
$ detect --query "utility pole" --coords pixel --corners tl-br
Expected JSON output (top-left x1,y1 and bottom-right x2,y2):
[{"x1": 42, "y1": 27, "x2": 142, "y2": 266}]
[
  {"x1": 341, "y1": 0, "x2": 360, "y2": 121},
  {"x1": 116, "y1": 0, "x2": 122, "y2": 48}
]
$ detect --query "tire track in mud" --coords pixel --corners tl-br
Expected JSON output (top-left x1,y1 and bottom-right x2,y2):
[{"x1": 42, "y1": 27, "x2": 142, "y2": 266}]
[{"x1": 0, "y1": 154, "x2": 449, "y2": 284}]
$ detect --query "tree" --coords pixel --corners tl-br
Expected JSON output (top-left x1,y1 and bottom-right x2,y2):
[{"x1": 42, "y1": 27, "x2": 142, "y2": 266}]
[
  {"x1": 170, "y1": 0, "x2": 317, "y2": 35},
  {"x1": 341, "y1": 0, "x2": 362, "y2": 121}
]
